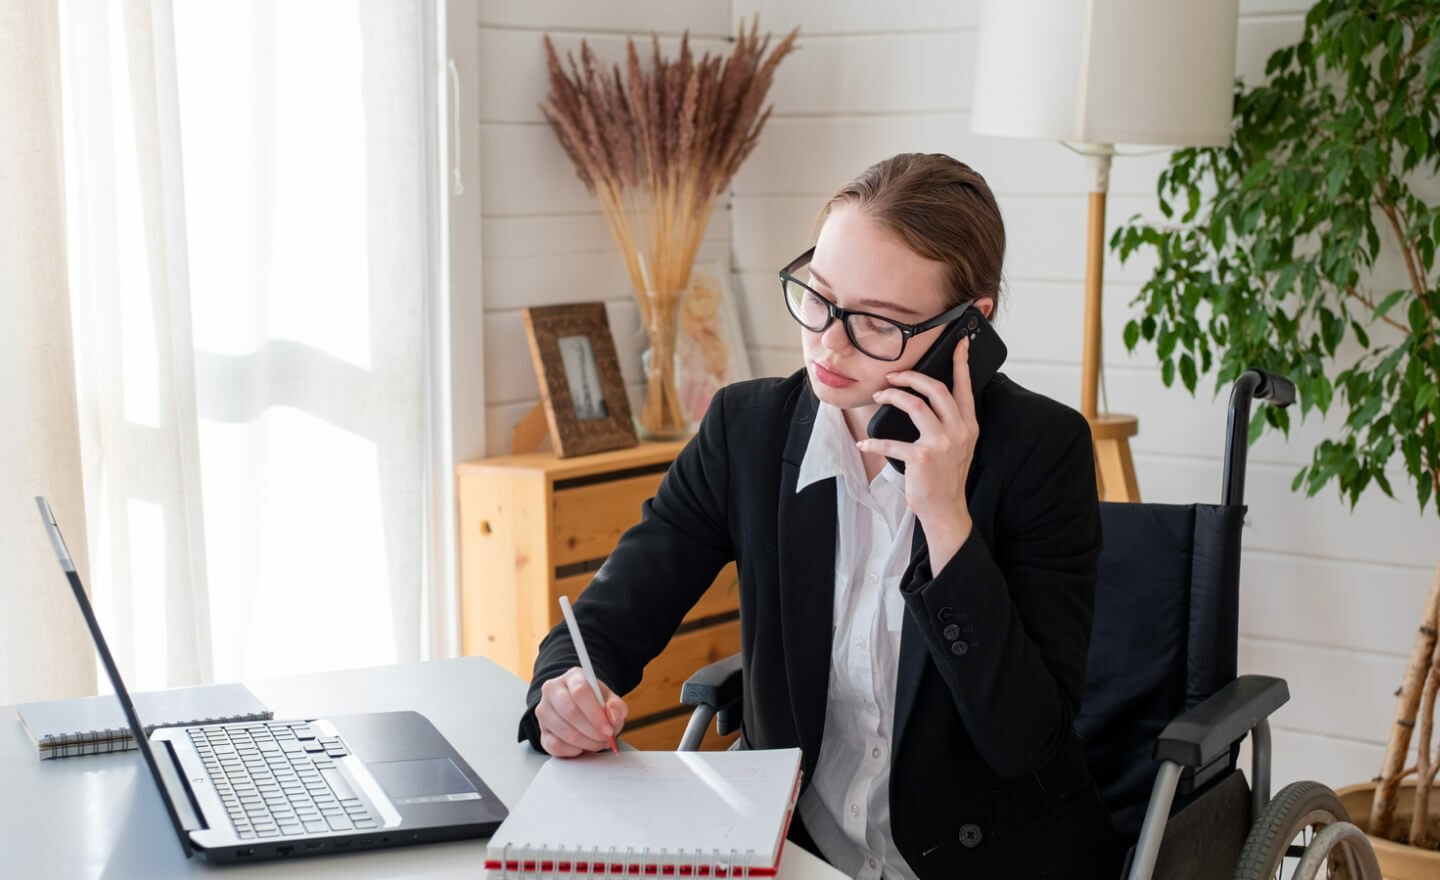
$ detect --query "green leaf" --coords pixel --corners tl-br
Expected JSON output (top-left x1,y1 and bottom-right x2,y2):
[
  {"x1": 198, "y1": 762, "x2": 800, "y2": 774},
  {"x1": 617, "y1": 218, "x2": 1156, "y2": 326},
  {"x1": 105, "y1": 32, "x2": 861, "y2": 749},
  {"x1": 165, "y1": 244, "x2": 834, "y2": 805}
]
[
  {"x1": 1157, "y1": 324, "x2": 1177, "y2": 359},
  {"x1": 1320, "y1": 309, "x2": 1344, "y2": 355},
  {"x1": 1418, "y1": 383, "x2": 1440, "y2": 414},
  {"x1": 1123, "y1": 321, "x2": 1141, "y2": 351},
  {"x1": 1326, "y1": 157, "x2": 1349, "y2": 199},
  {"x1": 1347, "y1": 393, "x2": 1385, "y2": 431},
  {"x1": 1162, "y1": 359, "x2": 1176, "y2": 387},
  {"x1": 1372, "y1": 289, "x2": 1407, "y2": 320},
  {"x1": 1242, "y1": 159, "x2": 1274, "y2": 189},
  {"x1": 1180, "y1": 353, "x2": 1198, "y2": 392}
]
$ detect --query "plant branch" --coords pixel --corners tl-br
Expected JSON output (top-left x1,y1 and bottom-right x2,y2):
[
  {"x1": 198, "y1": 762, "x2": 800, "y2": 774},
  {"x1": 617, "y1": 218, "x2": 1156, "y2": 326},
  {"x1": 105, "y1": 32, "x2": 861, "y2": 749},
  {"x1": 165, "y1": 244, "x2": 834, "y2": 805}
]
[
  {"x1": 1374, "y1": 561, "x2": 1440, "y2": 841},
  {"x1": 1411, "y1": 594, "x2": 1440, "y2": 846},
  {"x1": 1377, "y1": 187, "x2": 1429, "y2": 298},
  {"x1": 1343, "y1": 283, "x2": 1410, "y2": 333}
]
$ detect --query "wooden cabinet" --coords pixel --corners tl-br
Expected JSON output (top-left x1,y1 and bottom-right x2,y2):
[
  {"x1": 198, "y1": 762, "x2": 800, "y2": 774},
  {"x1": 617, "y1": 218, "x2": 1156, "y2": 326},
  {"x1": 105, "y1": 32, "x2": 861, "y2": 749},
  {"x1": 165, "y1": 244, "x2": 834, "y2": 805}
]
[{"x1": 457, "y1": 442, "x2": 739, "y2": 750}]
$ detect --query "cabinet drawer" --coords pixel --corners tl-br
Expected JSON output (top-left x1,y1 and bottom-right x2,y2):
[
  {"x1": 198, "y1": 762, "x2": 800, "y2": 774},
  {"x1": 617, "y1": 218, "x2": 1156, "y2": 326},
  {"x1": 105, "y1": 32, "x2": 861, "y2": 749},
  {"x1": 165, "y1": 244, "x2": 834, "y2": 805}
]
[
  {"x1": 623, "y1": 712, "x2": 740, "y2": 752},
  {"x1": 551, "y1": 473, "x2": 665, "y2": 568},
  {"x1": 554, "y1": 563, "x2": 740, "y2": 626},
  {"x1": 626, "y1": 619, "x2": 742, "y2": 721}
]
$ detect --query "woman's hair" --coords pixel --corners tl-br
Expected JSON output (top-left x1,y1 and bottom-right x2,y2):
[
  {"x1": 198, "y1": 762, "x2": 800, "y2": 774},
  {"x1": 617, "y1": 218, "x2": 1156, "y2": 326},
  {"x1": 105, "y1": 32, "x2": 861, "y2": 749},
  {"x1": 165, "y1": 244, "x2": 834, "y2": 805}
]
[{"x1": 817, "y1": 153, "x2": 1005, "y2": 311}]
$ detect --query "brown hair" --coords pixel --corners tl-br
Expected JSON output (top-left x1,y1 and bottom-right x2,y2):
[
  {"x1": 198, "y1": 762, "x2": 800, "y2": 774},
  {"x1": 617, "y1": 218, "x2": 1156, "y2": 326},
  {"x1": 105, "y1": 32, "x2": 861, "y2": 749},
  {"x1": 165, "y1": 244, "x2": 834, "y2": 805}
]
[{"x1": 817, "y1": 153, "x2": 1005, "y2": 311}]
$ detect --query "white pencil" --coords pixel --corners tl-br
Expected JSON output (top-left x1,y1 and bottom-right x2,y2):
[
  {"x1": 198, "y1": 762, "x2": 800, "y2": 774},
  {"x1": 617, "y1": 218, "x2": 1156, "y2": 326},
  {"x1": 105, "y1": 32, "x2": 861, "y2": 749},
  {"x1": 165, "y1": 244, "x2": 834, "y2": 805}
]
[{"x1": 558, "y1": 595, "x2": 619, "y2": 753}]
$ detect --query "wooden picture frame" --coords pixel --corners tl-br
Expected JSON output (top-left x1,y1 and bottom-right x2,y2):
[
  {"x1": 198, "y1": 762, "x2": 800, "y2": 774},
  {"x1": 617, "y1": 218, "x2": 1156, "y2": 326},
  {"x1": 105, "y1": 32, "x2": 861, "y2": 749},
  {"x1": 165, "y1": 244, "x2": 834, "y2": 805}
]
[{"x1": 520, "y1": 302, "x2": 638, "y2": 458}]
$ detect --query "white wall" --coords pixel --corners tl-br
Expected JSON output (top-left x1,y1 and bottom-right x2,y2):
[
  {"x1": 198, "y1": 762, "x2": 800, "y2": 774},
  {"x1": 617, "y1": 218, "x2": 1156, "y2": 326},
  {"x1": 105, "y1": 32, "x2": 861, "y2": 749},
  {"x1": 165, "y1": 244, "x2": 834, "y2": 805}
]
[{"x1": 461, "y1": 0, "x2": 1436, "y2": 794}]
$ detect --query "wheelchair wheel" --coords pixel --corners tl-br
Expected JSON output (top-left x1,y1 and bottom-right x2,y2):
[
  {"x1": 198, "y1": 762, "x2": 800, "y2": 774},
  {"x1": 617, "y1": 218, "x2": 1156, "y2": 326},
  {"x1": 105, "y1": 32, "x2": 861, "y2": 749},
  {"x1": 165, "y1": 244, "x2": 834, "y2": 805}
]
[{"x1": 1233, "y1": 780, "x2": 1377, "y2": 880}]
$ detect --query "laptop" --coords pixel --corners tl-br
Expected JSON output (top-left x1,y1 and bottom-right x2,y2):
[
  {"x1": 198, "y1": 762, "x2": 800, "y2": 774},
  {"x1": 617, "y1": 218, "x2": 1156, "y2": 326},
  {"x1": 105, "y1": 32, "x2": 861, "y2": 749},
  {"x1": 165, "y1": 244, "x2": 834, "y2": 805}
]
[{"x1": 35, "y1": 496, "x2": 508, "y2": 863}]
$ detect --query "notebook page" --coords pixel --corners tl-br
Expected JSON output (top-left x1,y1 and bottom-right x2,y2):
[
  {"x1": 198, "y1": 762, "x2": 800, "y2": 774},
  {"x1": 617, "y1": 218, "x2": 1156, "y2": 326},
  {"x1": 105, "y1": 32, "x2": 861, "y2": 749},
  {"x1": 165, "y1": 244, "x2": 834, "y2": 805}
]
[{"x1": 488, "y1": 748, "x2": 802, "y2": 870}]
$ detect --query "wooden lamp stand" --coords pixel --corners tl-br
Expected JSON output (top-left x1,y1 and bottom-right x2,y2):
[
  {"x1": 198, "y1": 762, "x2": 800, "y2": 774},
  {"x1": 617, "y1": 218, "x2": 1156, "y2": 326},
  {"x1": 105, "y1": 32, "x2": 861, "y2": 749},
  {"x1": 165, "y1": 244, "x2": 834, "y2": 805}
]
[{"x1": 1081, "y1": 147, "x2": 1140, "y2": 502}]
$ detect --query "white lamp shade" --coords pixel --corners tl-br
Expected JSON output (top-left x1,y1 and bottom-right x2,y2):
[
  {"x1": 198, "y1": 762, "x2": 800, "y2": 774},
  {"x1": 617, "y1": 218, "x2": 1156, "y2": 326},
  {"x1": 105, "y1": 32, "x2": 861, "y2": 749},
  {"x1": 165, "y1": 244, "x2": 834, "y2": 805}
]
[{"x1": 971, "y1": 0, "x2": 1240, "y2": 147}]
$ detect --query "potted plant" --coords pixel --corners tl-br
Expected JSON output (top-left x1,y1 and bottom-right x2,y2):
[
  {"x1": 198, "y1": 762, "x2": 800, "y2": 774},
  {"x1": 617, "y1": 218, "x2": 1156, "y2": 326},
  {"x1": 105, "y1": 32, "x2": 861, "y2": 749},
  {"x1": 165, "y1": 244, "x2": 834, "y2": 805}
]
[{"x1": 1111, "y1": 0, "x2": 1439, "y2": 872}]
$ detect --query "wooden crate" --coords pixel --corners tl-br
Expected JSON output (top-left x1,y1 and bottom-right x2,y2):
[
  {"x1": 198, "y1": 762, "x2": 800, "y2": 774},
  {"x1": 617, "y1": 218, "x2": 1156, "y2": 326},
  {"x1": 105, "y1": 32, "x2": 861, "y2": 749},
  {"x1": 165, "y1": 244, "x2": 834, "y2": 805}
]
[{"x1": 457, "y1": 442, "x2": 742, "y2": 749}]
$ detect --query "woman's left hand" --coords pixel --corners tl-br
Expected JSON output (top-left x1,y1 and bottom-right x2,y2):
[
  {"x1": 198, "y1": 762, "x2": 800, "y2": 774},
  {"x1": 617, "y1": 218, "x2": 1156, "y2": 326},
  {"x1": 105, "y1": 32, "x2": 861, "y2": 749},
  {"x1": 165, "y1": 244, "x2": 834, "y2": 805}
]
[{"x1": 858, "y1": 335, "x2": 978, "y2": 570}]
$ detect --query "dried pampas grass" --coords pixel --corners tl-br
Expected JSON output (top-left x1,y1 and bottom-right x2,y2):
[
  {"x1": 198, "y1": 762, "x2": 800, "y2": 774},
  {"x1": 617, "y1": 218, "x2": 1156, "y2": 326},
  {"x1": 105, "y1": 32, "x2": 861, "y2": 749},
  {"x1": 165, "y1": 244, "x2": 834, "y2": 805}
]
[{"x1": 541, "y1": 17, "x2": 798, "y2": 436}]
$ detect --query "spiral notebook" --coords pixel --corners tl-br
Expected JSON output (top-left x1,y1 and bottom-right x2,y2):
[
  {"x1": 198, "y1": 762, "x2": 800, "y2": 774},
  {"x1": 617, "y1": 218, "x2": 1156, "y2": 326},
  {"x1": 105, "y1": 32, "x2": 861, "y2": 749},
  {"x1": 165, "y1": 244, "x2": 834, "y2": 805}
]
[
  {"x1": 17, "y1": 682, "x2": 272, "y2": 760},
  {"x1": 484, "y1": 748, "x2": 803, "y2": 878}
]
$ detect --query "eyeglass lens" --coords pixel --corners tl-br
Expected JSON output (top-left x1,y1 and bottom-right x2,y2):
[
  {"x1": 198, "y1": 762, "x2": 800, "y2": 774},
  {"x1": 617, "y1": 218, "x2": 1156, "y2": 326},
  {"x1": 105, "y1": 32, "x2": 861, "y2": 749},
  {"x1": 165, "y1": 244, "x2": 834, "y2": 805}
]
[{"x1": 782, "y1": 278, "x2": 906, "y2": 360}]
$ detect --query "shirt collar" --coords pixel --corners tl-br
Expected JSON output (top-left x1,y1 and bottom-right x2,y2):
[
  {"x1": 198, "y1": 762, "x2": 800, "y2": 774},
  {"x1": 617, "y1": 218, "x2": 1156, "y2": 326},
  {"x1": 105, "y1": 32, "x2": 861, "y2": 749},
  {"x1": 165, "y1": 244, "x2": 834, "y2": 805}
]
[{"x1": 798, "y1": 403, "x2": 905, "y2": 496}]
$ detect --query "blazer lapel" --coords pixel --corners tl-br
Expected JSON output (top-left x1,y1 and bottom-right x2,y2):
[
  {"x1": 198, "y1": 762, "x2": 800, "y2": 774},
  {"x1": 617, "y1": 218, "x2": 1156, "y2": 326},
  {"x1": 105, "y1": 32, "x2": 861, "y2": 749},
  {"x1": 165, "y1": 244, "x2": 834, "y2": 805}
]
[
  {"x1": 893, "y1": 522, "x2": 929, "y2": 751},
  {"x1": 777, "y1": 388, "x2": 835, "y2": 773}
]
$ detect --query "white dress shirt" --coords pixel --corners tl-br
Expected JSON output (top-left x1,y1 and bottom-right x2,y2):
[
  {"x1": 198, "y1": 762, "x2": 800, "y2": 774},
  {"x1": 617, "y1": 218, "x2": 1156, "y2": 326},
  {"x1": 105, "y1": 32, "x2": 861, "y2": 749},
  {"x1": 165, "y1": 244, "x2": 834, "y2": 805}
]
[{"x1": 793, "y1": 402, "x2": 921, "y2": 880}]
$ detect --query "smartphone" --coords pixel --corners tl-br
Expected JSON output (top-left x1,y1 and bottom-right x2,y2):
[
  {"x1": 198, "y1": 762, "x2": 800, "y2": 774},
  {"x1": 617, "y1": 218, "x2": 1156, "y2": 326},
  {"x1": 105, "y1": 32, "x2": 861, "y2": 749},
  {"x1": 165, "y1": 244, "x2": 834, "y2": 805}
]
[{"x1": 865, "y1": 304, "x2": 1008, "y2": 473}]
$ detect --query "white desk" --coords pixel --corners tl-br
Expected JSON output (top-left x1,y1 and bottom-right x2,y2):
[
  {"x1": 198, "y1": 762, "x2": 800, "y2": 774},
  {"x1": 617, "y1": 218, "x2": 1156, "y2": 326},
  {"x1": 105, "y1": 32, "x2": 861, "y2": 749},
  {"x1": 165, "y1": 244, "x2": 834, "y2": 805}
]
[{"x1": 0, "y1": 656, "x2": 844, "y2": 879}]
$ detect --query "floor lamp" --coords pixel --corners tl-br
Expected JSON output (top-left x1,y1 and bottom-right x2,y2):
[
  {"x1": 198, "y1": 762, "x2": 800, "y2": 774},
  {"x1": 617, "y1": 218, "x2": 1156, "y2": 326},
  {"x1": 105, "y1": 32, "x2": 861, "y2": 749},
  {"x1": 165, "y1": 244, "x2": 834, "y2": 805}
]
[{"x1": 970, "y1": 0, "x2": 1240, "y2": 502}]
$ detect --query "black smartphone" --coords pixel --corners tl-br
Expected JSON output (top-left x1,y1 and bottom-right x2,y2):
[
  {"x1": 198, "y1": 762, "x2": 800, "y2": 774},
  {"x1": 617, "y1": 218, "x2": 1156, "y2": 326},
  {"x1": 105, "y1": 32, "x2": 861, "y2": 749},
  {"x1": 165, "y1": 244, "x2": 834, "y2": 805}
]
[{"x1": 865, "y1": 304, "x2": 1008, "y2": 473}]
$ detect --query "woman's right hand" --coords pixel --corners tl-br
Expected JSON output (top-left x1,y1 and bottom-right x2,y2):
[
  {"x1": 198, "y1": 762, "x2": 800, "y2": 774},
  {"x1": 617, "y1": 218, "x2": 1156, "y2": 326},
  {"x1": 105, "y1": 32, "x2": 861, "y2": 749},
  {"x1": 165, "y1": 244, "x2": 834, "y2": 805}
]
[{"x1": 534, "y1": 666, "x2": 629, "y2": 757}]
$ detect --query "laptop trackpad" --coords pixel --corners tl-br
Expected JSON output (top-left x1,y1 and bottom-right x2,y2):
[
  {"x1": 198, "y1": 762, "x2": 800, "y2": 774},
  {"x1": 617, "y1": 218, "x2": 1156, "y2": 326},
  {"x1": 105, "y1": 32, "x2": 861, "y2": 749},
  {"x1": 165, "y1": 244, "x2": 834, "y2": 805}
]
[{"x1": 369, "y1": 757, "x2": 481, "y2": 804}]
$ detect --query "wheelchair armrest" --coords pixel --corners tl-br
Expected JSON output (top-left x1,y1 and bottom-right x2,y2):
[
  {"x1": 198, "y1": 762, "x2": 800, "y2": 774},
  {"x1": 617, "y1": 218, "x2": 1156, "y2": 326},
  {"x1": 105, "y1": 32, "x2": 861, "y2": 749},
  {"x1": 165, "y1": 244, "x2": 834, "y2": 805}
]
[
  {"x1": 1154, "y1": 674, "x2": 1289, "y2": 769},
  {"x1": 680, "y1": 653, "x2": 742, "y2": 710}
]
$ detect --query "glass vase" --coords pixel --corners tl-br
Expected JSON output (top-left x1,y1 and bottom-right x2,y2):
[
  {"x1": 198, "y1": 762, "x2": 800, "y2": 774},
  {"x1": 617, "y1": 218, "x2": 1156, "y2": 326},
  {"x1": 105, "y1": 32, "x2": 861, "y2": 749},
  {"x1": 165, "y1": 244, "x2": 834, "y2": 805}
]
[{"x1": 636, "y1": 296, "x2": 689, "y2": 440}]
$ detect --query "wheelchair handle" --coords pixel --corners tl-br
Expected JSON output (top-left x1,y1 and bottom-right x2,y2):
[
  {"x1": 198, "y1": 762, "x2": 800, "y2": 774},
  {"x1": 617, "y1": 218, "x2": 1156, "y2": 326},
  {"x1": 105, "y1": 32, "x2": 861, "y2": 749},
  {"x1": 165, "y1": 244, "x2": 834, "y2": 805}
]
[{"x1": 1223, "y1": 369, "x2": 1295, "y2": 507}]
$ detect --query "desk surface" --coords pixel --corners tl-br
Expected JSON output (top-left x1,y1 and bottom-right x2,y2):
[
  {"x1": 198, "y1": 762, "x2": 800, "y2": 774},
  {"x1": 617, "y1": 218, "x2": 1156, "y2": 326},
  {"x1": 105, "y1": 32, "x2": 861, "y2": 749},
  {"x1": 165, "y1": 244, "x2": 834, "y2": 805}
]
[{"x1": 0, "y1": 657, "x2": 843, "y2": 879}]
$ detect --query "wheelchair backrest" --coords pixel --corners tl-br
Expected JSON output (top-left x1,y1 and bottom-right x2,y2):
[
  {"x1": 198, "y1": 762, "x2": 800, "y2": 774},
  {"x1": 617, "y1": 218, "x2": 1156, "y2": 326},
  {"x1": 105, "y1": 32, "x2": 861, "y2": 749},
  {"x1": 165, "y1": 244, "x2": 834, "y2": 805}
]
[{"x1": 1074, "y1": 500, "x2": 1246, "y2": 839}]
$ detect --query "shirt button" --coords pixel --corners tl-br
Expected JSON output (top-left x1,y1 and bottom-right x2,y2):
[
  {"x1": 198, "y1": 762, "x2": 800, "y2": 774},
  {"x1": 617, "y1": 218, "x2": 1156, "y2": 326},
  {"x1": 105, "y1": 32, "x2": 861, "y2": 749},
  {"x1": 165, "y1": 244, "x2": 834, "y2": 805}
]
[
  {"x1": 868, "y1": 857, "x2": 879, "y2": 870},
  {"x1": 868, "y1": 572, "x2": 878, "y2": 582},
  {"x1": 854, "y1": 638, "x2": 865, "y2": 649},
  {"x1": 850, "y1": 803, "x2": 860, "y2": 817},
  {"x1": 871, "y1": 747, "x2": 881, "y2": 759},
  {"x1": 951, "y1": 640, "x2": 969, "y2": 656},
  {"x1": 943, "y1": 623, "x2": 961, "y2": 640}
]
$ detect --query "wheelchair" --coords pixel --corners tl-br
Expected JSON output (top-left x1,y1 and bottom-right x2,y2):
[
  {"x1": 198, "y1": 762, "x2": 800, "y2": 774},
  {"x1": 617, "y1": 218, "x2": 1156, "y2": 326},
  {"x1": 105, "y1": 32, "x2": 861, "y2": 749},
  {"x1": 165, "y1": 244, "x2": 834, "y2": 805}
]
[{"x1": 677, "y1": 370, "x2": 1383, "y2": 880}]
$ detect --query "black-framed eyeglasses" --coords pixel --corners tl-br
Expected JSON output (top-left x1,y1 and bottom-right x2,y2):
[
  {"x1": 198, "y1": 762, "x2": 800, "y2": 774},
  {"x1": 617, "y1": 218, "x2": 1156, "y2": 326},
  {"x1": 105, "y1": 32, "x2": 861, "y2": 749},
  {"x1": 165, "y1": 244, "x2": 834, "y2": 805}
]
[{"x1": 778, "y1": 247, "x2": 967, "y2": 362}]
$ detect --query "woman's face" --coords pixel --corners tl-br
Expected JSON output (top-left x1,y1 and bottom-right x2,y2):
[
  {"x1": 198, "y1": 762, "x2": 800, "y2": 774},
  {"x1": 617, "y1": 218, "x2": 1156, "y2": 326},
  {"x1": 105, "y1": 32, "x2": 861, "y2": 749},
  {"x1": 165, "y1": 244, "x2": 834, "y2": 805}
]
[{"x1": 800, "y1": 204, "x2": 958, "y2": 419}]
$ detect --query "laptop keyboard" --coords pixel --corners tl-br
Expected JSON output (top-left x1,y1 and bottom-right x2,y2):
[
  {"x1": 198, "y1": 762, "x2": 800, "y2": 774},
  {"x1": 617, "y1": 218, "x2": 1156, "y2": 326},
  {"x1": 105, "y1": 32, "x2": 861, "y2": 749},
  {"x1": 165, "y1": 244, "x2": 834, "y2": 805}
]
[{"x1": 187, "y1": 721, "x2": 378, "y2": 840}]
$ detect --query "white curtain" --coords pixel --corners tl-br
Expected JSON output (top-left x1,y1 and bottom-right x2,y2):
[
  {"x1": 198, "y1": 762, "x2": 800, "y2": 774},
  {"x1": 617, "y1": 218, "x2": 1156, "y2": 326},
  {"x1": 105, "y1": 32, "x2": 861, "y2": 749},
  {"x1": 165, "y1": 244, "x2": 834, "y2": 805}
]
[
  {"x1": 27, "y1": 0, "x2": 443, "y2": 697},
  {"x1": 0, "y1": 0, "x2": 96, "y2": 705}
]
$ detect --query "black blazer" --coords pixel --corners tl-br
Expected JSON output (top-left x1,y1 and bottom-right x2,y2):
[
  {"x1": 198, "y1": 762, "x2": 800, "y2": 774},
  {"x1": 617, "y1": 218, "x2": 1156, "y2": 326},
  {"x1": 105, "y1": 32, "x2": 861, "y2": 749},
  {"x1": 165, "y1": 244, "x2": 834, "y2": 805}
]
[{"x1": 520, "y1": 371, "x2": 1114, "y2": 879}]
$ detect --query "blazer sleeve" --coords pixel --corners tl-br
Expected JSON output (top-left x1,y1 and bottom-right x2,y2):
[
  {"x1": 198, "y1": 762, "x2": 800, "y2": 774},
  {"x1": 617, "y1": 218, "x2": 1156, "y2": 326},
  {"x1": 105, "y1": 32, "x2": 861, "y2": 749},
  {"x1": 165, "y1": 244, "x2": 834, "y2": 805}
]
[
  {"x1": 517, "y1": 388, "x2": 738, "y2": 752},
  {"x1": 900, "y1": 402, "x2": 1101, "y2": 779}
]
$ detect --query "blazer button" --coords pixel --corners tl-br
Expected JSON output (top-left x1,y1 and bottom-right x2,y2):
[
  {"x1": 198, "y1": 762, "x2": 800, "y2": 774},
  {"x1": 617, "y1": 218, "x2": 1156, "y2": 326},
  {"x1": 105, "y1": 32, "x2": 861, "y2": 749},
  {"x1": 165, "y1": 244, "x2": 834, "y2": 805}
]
[
  {"x1": 958, "y1": 823, "x2": 983, "y2": 847},
  {"x1": 950, "y1": 640, "x2": 969, "y2": 656},
  {"x1": 937, "y1": 606, "x2": 955, "y2": 622},
  {"x1": 942, "y1": 624, "x2": 961, "y2": 641}
]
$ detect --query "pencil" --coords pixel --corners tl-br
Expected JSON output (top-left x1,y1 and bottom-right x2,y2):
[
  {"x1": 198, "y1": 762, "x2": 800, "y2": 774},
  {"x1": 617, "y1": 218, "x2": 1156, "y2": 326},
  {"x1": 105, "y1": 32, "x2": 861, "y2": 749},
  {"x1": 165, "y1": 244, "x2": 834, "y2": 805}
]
[{"x1": 558, "y1": 595, "x2": 619, "y2": 754}]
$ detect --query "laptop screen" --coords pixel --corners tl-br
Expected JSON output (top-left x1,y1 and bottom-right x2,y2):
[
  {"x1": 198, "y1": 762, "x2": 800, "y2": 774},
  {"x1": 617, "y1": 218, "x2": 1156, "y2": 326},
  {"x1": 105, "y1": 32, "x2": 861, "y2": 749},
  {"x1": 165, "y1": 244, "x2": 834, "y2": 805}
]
[{"x1": 35, "y1": 496, "x2": 195, "y2": 857}]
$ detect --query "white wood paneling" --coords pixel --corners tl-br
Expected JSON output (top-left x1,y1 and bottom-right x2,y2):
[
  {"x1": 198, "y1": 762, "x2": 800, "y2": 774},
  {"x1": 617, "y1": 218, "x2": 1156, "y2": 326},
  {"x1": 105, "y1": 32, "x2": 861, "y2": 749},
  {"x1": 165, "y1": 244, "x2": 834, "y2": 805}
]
[
  {"x1": 765, "y1": 31, "x2": 977, "y2": 116},
  {"x1": 1244, "y1": 728, "x2": 1387, "y2": 794},
  {"x1": 479, "y1": 1, "x2": 730, "y2": 36},
  {"x1": 1241, "y1": 638, "x2": 1405, "y2": 746},
  {"x1": 479, "y1": 123, "x2": 597, "y2": 216},
  {"x1": 478, "y1": 31, "x2": 732, "y2": 124},
  {"x1": 1241, "y1": 552, "x2": 1434, "y2": 655},
  {"x1": 733, "y1": 0, "x2": 978, "y2": 35}
]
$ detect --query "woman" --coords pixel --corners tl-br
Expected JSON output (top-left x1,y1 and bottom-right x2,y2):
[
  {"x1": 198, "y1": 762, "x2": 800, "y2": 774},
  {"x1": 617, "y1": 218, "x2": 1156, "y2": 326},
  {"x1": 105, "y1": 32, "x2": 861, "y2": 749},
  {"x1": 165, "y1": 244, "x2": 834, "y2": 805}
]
[{"x1": 518, "y1": 153, "x2": 1113, "y2": 879}]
